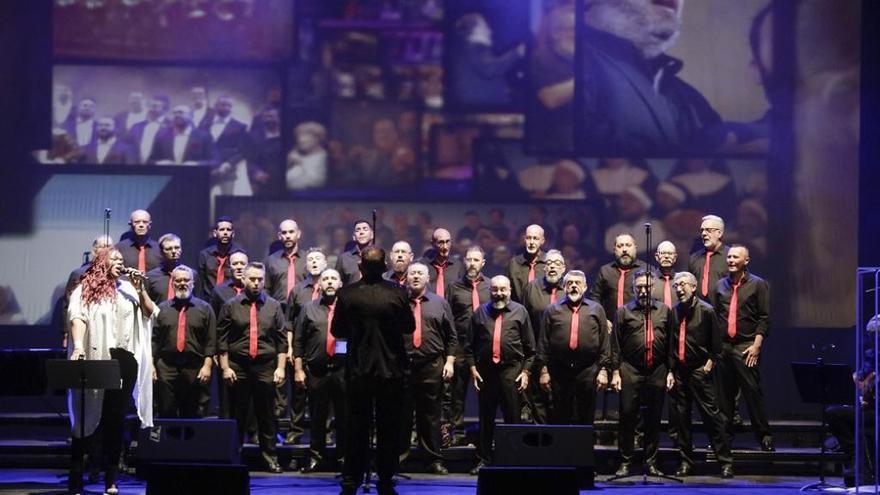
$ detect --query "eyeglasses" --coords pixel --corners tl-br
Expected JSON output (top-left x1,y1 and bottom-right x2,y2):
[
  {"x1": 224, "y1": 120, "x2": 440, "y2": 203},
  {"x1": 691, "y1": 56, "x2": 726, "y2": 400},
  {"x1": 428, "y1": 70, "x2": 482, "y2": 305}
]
[
  {"x1": 700, "y1": 228, "x2": 721, "y2": 233},
  {"x1": 546, "y1": 260, "x2": 565, "y2": 266}
]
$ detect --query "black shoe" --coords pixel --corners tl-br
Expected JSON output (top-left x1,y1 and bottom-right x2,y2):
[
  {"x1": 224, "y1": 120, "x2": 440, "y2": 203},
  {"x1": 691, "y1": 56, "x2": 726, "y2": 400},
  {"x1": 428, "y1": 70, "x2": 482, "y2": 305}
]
[
  {"x1": 283, "y1": 430, "x2": 301, "y2": 445},
  {"x1": 300, "y1": 458, "x2": 320, "y2": 473},
  {"x1": 760, "y1": 438, "x2": 775, "y2": 452},
  {"x1": 470, "y1": 461, "x2": 486, "y2": 475},
  {"x1": 721, "y1": 464, "x2": 735, "y2": 478},
  {"x1": 287, "y1": 458, "x2": 299, "y2": 471},
  {"x1": 732, "y1": 413, "x2": 744, "y2": 427},
  {"x1": 646, "y1": 463, "x2": 664, "y2": 477},
  {"x1": 674, "y1": 463, "x2": 692, "y2": 477},
  {"x1": 429, "y1": 461, "x2": 449, "y2": 475},
  {"x1": 265, "y1": 456, "x2": 283, "y2": 473},
  {"x1": 614, "y1": 462, "x2": 631, "y2": 477}
]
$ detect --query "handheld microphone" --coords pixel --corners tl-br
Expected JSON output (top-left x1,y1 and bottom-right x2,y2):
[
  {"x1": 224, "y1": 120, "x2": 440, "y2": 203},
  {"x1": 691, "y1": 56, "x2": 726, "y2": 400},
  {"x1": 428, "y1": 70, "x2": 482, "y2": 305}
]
[{"x1": 121, "y1": 267, "x2": 149, "y2": 281}]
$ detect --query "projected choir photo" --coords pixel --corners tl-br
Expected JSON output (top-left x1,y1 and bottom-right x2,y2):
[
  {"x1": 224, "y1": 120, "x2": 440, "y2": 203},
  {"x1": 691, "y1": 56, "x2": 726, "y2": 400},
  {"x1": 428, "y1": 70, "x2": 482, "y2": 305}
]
[{"x1": 0, "y1": 0, "x2": 871, "y2": 494}]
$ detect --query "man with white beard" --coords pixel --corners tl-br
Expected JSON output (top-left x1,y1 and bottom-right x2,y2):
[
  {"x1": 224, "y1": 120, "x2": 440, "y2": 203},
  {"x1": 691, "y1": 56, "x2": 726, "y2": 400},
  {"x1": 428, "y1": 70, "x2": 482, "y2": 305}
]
[
  {"x1": 578, "y1": 0, "x2": 725, "y2": 155},
  {"x1": 536, "y1": 270, "x2": 612, "y2": 425},
  {"x1": 383, "y1": 241, "x2": 414, "y2": 287},
  {"x1": 153, "y1": 265, "x2": 217, "y2": 418}
]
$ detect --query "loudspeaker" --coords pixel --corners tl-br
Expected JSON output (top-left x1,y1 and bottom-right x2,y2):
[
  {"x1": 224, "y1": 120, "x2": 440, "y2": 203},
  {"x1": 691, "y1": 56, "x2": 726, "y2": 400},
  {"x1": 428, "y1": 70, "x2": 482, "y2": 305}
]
[
  {"x1": 136, "y1": 419, "x2": 240, "y2": 476},
  {"x1": 146, "y1": 462, "x2": 249, "y2": 495},
  {"x1": 493, "y1": 424, "x2": 594, "y2": 488},
  {"x1": 477, "y1": 467, "x2": 578, "y2": 495}
]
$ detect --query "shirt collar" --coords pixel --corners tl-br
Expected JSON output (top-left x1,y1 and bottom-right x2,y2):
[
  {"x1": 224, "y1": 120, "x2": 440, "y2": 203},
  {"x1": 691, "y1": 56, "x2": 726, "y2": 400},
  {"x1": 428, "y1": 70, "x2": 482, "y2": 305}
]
[{"x1": 242, "y1": 291, "x2": 266, "y2": 305}]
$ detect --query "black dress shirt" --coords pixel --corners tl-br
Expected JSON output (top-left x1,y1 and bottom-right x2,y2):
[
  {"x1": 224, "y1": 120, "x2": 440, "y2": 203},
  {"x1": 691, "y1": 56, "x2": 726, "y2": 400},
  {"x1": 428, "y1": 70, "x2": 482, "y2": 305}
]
[
  {"x1": 506, "y1": 251, "x2": 546, "y2": 303},
  {"x1": 613, "y1": 300, "x2": 673, "y2": 371},
  {"x1": 405, "y1": 292, "x2": 457, "y2": 361},
  {"x1": 466, "y1": 301, "x2": 535, "y2": 370},
  {"x1": 286, "y1": 275, "x2": 322, "y2": 327},
  {"x1": 117, "y1": 236, "x2": 162, "y2": 272},
  {"x1": 589, "y1": 260, "x2": 648, "y2": 323},
  {"x1": 688, "y1": 245, "x2": 730, "y2": 301},
  {"x1": 446, "y1": 275, "x2": 491, "y2": 351},
  {"x1": 522, "y1": 277, "x2": 564, "y2": 331},
  {"x1": 264, "y1": 249, "x2": 307, "y2": 303},
  {"x1": 671, "y1": 297, "x2": 721, "y2": 368},
  {"x1": 197, "y1": 241, "x2": 245, "y2": 298},
  {"x1": 712, "y1": 272, "x2": 770, "y2": 342},
  {"x1": 146, "y1": 264, "x2": 180, "y2": 302},
  {"x1": 382, "y1": 270, "x2": 408, "y2": 288},
  {"x1": 418, "y1": 252, "x2": 464, "y2": 297},
  {"x1": 153, "y1": 296, "x2": 217, "y2": 360},
  {"x1": 217, "y1": 292, "x2": 286, "y2": 362},
  {"x1": 293, "y1": 298, "x2": 345, "y2": 369},
  {"x1": 537, "y1": 298, "x2": 610, "y2": 370},
  {"x1": 335, "y1": 246, "x2": 365, "y2": 285},
  {"x1": 211, "y1": 279, "x2": 245, "y2": 316},
  {"x1": 331, "y1": 278, "x2": 416, "y2": 379}
]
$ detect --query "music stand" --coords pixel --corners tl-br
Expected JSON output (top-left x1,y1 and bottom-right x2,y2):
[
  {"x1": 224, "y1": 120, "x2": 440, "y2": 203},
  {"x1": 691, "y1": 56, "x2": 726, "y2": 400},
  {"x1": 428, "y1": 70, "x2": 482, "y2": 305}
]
[
  {"x1": 46, "y1": 359, "x2": 121, "y2": 493},
  {"x1": 790, "y1": 360, "x2": 853, "y2": 491}
]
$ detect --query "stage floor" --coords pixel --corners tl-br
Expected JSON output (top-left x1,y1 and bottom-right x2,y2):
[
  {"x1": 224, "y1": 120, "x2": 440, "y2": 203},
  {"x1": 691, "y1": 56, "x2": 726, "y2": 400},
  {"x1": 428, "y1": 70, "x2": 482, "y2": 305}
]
[{"x1": 0, "y1": 469, "x2": 859, "y2": 495}]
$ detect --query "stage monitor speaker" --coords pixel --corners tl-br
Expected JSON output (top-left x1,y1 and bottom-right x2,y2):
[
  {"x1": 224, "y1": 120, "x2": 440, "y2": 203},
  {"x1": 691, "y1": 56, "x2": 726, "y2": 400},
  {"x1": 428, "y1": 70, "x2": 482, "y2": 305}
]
[
  {"x1": 146, "y1": 462, "x2": 249, "y2": 495},
  {"x1": 493, "y1": 424, "x2": 594, "y2": 488},
  {"x1": 136, "y1": 418, "x2": 240, "y2": 476},
  {"x1": 477, "y1": 466, "x2": 578, "y2": 495}
]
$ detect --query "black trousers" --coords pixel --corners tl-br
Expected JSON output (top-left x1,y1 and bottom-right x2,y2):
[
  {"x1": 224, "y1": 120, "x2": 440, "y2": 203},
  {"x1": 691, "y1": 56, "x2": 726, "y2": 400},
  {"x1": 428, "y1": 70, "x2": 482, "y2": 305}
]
[
  {"x1": 717, "y1": 341, "x2": 771, "y2": 442},
  {"x1": 155, "y1": 355, "x2": 209, "y2": 418},
  {"x1": 69, "y1": 348, "x2": 137, "y2": 491},
  {"x1": 307, "y1": 365, "x2": 346, "y2": 463},
  {"x1": 547, "y1": 363, "x2": 599, "y2": 425},
  {"x1": 442, "y1": 351, "x2": 470, "y2": 432},
  {"x1": 618, "y1": 361, "x2": 666, "y2": 465},
  {"x1": 341, "y1": 374, "x2": 404, "y2": 492},
  {"x1": 827, "y1": 404, "x2": 875, "y2": 474},
  {"x1": 400, "y1": 357, "x2": 445, "y2": 463},
  {"x1": 229, "y1": 358, "x2": 278, "y2": 459},
  {"x1": 523, "y1": 371, "x2": 550, "y2": 424},
  {"x1": 669, "y1": 364, "x2": 733, "y2": 468},
  {"x1": 476, "y1": 363, "x2": 522, "y2": 463}
]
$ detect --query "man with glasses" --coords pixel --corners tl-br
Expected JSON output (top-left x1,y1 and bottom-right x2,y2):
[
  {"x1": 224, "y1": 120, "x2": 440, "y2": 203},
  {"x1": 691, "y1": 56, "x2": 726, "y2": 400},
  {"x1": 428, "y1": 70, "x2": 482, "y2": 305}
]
[{"x1": 688, "y1": 215, "x2": 729, "y2": 302}]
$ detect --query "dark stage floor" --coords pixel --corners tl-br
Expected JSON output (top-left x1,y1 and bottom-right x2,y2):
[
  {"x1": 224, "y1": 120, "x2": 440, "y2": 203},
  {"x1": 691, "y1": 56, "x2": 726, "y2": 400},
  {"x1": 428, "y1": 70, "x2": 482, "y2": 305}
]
[{"x1": 0, "y1": 469, "x2": 860, "y2": 495}]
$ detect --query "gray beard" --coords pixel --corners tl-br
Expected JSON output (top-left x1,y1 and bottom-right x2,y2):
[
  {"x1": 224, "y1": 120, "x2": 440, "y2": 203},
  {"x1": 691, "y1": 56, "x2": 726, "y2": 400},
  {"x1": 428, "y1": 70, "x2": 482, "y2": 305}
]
[
  {"x1": 586, "y1": 0, "x2": 681, "y2": 59},
  {"x1": 568, "y1": 292, "x2": 583, "y2": 303},
  {"x1": 492, "y1": 300, "x2": 508, "y2": 310}
]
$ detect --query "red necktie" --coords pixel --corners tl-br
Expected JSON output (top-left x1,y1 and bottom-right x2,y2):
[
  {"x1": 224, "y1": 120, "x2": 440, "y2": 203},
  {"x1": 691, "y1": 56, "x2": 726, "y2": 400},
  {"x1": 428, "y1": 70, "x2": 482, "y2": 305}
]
[
  {"x1": 568, "y1": 304, "x2": 580, "y2": 350},
  {"x1": 248, "y1": 301, "x2": 258, "y2": 358},
  {"x1": 138, "y1": 245, "x2": 146, "y2": 272},
  {"x1": 727, "y1": 279, "x2": 742, "y2": 339},
  {"x1": 326, "y1": 302, "x2": 336, "y2": 356},
  {"x1": 645, "y1": 312, "x2": 654, "y2": 367},
  {"x1": 166, "y1": 275, "x2": 174, "y2": 301},
  {"x1": 434, "y1": 263, "x2": 446, "y2": 298},
  {"x1": 471, "y1": 279, "x2": 480, "y2": 311},
  {"x1": 234, "y1": 286, "x2": 242, "y2": 295},
  {"x1": 286, "y1": 254, "x2": 298, "y2": 299},
  {"x1": 311, "y1": 283, "x2": 320, "y2": 301},
  {"x1": 176, "y1": 304, "x2": 187, "y2": 352},
  {"x1": 616, "y1": 268, "x2": 631, "y2": 308},
  {"x1": 678, "y1": 313, "x2": 687, "y2": 363},
  {"x1": 412, "y1": 298, "x2": 422, "y2": 348},
  {"x1": 492, "y1": 313, "x2": 503, "y2": 364},
  {"x1": 550, "y1": 286, "x2": 557, "y2": 304},
  {"x1": 527, "y1": 259, "x2": 536, "y2": 283},
  {"x1": 216, "y1": 255, "x2": 228, "y2": 286},
  {"x1": 701, "y1": 251, "x2": 713, "y2": 297},
  {"x1": 663, "y1": 275, "x2": 672, "y2": 308}
]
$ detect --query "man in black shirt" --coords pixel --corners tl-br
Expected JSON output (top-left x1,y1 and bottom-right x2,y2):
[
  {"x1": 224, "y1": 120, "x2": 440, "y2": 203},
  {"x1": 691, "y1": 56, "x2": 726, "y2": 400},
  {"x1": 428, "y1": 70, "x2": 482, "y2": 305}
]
[
  {"x1": 688, "y1": 215, "x2": 729, "y2": 302},
  {"x1": 153, "y1": 265, "x2": 217, "y2": 418},
  {"x1": 265, "y1": 219, "x2": 307, "y2": 305},
  {"x1": 335, "y1": 220, "x2": 374, "y2": 285},
  {"x1": 400, "y1": 263, "x2": 457, "y2": 475},
  {"x1": 210, "y1": 250, "x2": 248, "y2": 419},
  {"x1": 668, "y1": 272, "x2": 733, "y2": 478},
  {"x1": 198, "y1": 216, "x2": 246, "y2": 298},
  {"x1": 537, "y1": 270, "x2": 611, "y2": 425},
  {"x1": 612, "y1": 270, "x2": 674, "y2": 477},
  {"x1": 654, "y1": 241, "x2": 678, "y2": 308},
  {"x1": 118, "y1": 209, "x2": 162, "y2": 273},
  {"x1": 146, "y1": 233, "x2": 183, "y2": 302},
  {"x1": 466, "y1": 275, "x2": 535, "y2": 474},
  {"x1": 443, "y1": 245, "x2": 490, "y2": 441},
  {"x1": 520, "y1": 248, "x2": 566, "y2": 424},
  {"x1": 712, "y1": 245, "x2": 773, "y2": 451},
  {"x1": 331, "y1": 247, "x2": 415, "y2": 495},
  {"x1": 419, "y1": 228, "x2": 464, "y2": 298},
  {"x1": 292, "y1": 268, "x2": 346, "y2": 472},
  {"x1": 383, "y1": 241, "x2": 413, "y2": 287},
  {"x1": 218, "y1": 262, "x2": 287, "y2": 473},
  {"x1": 506, "y1": 224, "x2": 547, "y2": 303},
  {"x1": 590, "y1": 233, "x2": 648, "y2": 330}
]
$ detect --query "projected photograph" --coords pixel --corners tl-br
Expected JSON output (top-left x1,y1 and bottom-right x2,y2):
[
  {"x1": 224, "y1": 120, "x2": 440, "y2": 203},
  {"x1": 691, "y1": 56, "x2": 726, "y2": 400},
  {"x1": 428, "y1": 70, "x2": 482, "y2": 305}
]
[
  {"x1": 46, "y1": 65, "x2": 283, "y2": 196},
  {"x1": 304, "y1": 0, "x2": 444, "y2": 27},
  {"x1": 569, "y1": 0, "x2": 772, "y2": 157},
  {"x1": 53, "y1": 0, "x2": 294, "y2": 61}
]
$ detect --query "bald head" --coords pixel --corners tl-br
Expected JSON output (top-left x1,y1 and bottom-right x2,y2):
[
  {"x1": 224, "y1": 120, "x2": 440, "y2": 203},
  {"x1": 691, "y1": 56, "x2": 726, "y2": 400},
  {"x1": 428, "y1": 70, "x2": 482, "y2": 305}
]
[
  {"x1": 129, "y1": 209, "x2": 152, "y2": 237},
  {"x1": 432, "y1": 228, "x2": 453, "y2": 258},
  {"x1": 655, "y1": 240, "x2": 678, "y2": 270},
  {"x1": 490, "y1": 275, "x2": 512, "y2": 309},
  {"x1": 278, "y1": 219, "x2": 301, "y2": 251},
  {"x1": 524, "y1": 224, "x2": 546, "y2": 255}
]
